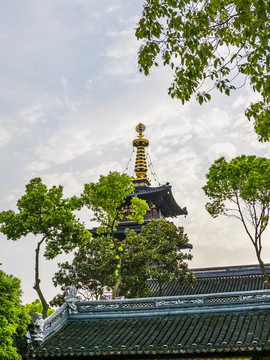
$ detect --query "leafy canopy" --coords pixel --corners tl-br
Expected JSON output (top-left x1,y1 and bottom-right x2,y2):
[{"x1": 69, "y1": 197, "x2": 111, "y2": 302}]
[
  {"x1": 81, "y1": 171, "x2": 148, "y2": 234},
  {"x1": 79, "y1": 171, "x2": 148, "y2": 298},
  {"x1": 52, "y1": 235, "x2": 119, "y2": 303},
  {"x1": 52, "y1": 232, "x2": 150, "y2": 301},
  {"x1": 0, "y1": 268, "x2": 30, "y2": 360},
  {"x1": 53, "y1": 220, "x2": 194, "y2": 300},
  {"x1": 203, "y1": 155, "x2": 270, "y2": 286},
  {"x1": 137, "y1": 219, "x2": 195, "y2": 295},
  {"x1": 0, "y1": 177, "x2": 90, "y2": 259},
  {"x1": 136, "y1": 0, "x2": 270, "y2": 141},
  {"x1": 203, "y1": 155, "x2": 270, "y2": 217},
  {"x1": 23, "y1": 299, "x2": 54, "y2": 317},
  {"x1": 0, "y1": 177, "x2": 90, "y2": 318}
]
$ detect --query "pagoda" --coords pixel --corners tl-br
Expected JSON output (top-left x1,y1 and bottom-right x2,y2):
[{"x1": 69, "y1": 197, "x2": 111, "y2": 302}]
[
  {"x1": 17, "y1": 125, "x2": 270, "y2": 360},
  {"x1": 91, "y1": 123, "x2": 187, "y2": 240}
]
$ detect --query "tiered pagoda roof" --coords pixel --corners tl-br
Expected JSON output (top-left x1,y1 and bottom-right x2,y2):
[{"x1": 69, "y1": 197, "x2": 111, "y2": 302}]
[
  {"x1": 126, "y1": 184, "x2": 188, "y2": 217},
  {"x1": 128, "y1": 123, "x2": 187, "y2": 218},
  {"x1": 91, "y1": 124, "x2": 187, "y2": 240}
]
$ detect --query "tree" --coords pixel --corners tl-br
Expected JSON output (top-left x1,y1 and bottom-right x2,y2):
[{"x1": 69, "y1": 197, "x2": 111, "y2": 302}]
[
  {"x1": 136, "y1": 0, "x2": 270, "y2": 141},
  {"x1": 0, "y1": 268, "x2": 30, "y2": 360},
  {"x1": 23, "y1": 299, "x2": 54, "y2": 317},
  {"x1": 0, "y1": 178, "x2": 90, "y2": 318},
  {"x1": 53, "y1": 220, "x2": 195, "y2": 300},
  {"x1": 132, "y1": 219, "x2": 195, "y2": 296},
  {"x1": 80, "y1": 171, "x2": 149, "y2": 298},
  {"x1": 203, "y1": 155, "x2": 270, "y2": 287},
  {"x1": 81, "y1": 171, "x2": 148, "y2": 236},
  {"x1": 52, "y1": 235, "x2": 118, "y2": 303},
  {"x1": 52, "y1": 233, "x2": 149, "y2": 302}
]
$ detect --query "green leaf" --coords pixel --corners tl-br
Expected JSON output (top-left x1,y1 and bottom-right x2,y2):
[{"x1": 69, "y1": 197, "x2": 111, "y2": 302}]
[{"x1": 136, "y1": 0, "x2": 270, "y2": 140}]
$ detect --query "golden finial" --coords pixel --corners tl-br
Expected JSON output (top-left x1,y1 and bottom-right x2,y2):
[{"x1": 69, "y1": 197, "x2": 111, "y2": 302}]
[
  {"x1": 135, "y1": 123, "x2": 146, "y2": 136},
  {"x1": 132, "y1": 123, "x2": 150, "y2": 186}
]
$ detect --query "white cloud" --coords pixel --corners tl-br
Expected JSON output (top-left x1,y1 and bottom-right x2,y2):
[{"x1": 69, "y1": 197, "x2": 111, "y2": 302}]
[
  {"x1": 85, "y1": 79, "x2": 93, "y2": 90},
  {"x1": 33, "y1": 130, "x2": 94, "y2": 167},
  {"x1": 0, "y1": 0, "x2": 268, "y2": 304},
  {"x1": 61, "y1": 77, "x2": 69, "y2": 90},
  {"x1": 104, "y1": 27, "x2": 139, "y2": 76},
  {"x1": 205, "y1": 143, "x2": 237, "y2": 162},
  {"x1": 25, "y1": 161, "x2": 50, "y2": 173},
  {"x1": 105, "y1": 4, "x2": 120, "y2": 13},
  {"x1": 0, "y1": 129, "x2": 13, "y2": 147},
  {"x1": 19, "y1": 104, "x2": 44, "y2": 125}
]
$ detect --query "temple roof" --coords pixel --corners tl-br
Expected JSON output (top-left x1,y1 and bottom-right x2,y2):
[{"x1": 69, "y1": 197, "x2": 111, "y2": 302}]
[
  {"x1": 25, "y1": 264, "x2": 270, "y2": 359},
  {"x1": 148, "y1": 264, "x2": 269, "y2": 297},
  {"x1": 125, "y1": 184, "x2": 188, "y2": 218},
  {"x1": 32, "y1": 289, "x2": 270, "y2": 358}
]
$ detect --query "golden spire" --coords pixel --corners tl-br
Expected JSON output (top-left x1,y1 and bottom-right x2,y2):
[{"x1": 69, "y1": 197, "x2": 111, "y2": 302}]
[{"x1": 132, "y1": 123, "x2": 150, "y2": 186}]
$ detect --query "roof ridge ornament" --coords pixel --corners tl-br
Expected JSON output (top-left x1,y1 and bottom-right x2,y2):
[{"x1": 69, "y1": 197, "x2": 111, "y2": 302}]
[
  {"x1": 132, "y1": 123, "x2": 150, "y2": 187},
  {"x1": 64, "y1": 285, "x2": 79, "y2": 313},
  {"x1": 32, "y1": 313, "x2": 45, "y2": 342}
]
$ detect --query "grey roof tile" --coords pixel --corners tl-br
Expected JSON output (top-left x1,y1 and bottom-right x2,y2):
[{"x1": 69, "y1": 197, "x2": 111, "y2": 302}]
[
  {"x1": 31, "y1": 290, "x2": 270, "y2": 358},
  {"x1": 148, "y1": 264, "x2": 269, "y2": 297},
  {"x1": 26, "y1": 265, "x2": 270, "y2": 358}
]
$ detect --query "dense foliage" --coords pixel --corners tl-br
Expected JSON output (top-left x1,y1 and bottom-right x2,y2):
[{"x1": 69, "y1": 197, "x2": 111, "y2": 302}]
[
  {"x1": 52, "y1": 235, "x2": 118, "y2": 303},
  {"x1": 0, "y1": 269, "x2": 30, "y2": 360},
  {"x1": 81, "y1": 171, "x2": 148, "y2": 235},
  {"x1": 23, "y1": 299, "x2": 54, "y2": 317},
  {"x1": 0, "y1": 177, "x2": 90, "y2": 318},
  {"x1": 203, "y1": 155, "x2": 270, "y2": 287},
  {"x1": 79, "y1": 172, "x2": 148, "y2": 298},
  {"x1": 136, "y1": 0, "x2": 270, "y2": 141},
  {"x1": 138, "y1": 219, "x2": 195, "y2": 296},
  {"x1": 53, "y1": 220, "x2": 194, "y2": 301}
]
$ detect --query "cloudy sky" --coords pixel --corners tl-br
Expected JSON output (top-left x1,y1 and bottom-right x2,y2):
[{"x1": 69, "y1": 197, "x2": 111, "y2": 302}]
[{"x1": 0, "y1": 0, "x2": 269, "y2": 304}]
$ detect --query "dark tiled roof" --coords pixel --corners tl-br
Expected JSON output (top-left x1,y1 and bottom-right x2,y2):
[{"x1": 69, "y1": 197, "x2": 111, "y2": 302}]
[
  {"x1": 32, "y1": 290, "x2": 270, "y2": 358},
  {"x1": 148, "y1": 264, "x2": 269, "y2": 297},
  {"x1": 91, "y1": 222, "x2": 192, "y2": 249}
]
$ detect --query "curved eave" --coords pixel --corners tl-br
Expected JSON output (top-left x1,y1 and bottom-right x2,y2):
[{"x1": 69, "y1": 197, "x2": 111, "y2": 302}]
[
  {"x1": 126, "y1": 184, "x2": 187, "y2": 218},
  {"x1": 90, "y1": 224, "x2": 192, "y2": 249}
]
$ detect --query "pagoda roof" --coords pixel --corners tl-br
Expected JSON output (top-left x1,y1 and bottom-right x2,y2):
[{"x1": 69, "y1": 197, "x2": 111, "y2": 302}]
[
  {"x1": 90, "y1": 222, "x2": 192, "y2": 249},
  {"x1": 126, "y1": 183, "x2": 187, "y2": 218},
  {"x1": 31, "y1": 288, "x2": 270, "y2": 358}
]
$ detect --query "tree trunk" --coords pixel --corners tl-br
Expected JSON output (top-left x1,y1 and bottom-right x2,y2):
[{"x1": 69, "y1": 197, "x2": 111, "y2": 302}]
[
  {"x1": 112, "y1": 274, "x2": 122, "y2": 299},
  {"x1": 33, "y1": 238, "x2": 49, "y2": 319},
  {"x1": 253, "y1": 242, "x2": 270, "y2": 289},
  {"x1": 111, "y1": 244, "x2": 123, "y2": 299}
]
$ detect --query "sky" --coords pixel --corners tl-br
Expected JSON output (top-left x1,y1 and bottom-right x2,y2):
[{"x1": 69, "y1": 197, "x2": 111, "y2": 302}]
[{"x1": 0, "y1": 0, "x2": 269, "y2": 304}]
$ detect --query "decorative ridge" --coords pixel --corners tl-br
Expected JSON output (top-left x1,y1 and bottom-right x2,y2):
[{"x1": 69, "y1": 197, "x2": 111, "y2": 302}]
[
  {"x1": 39, "y1": 289, "x2": 270, "y2": 344},
  {"x1": 43, "y1": 302, "x2": 68, "y2": 338},
  {"x1": 75, "y1": 289, "x2": 270, "y2": 315},
  {"x1": 190, "y1": 263, "x2": 270, "y2": 278},
  {"x1": 41, "y1": 290, "x2": 270, "y2": 330}
]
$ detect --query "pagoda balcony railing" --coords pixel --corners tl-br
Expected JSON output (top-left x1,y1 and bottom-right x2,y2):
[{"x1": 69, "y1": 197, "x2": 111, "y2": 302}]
[{"x1": 118, "y1": 210, "x2": 164, "y2": 224}]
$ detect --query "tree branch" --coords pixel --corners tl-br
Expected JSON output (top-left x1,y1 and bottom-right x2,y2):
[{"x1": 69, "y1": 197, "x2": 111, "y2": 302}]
[{"x1": 33, "y1": 236, "x2": 49, "y2": 319}]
